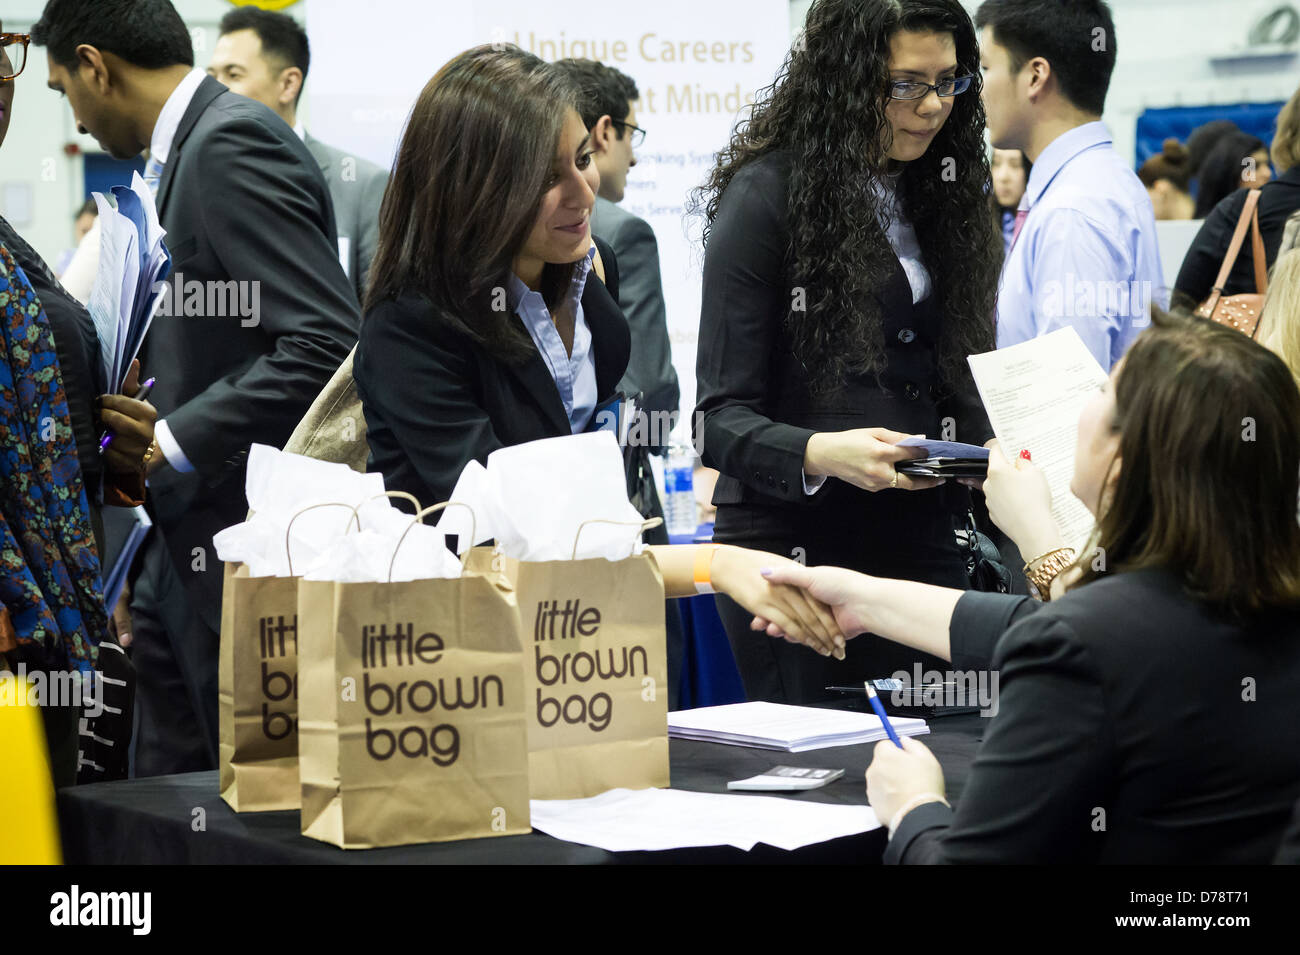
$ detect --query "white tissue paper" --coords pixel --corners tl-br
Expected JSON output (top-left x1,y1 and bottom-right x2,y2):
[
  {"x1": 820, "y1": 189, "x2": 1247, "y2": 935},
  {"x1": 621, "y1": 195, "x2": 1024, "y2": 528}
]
[
  {"x1": 213, "y1": 444, "x2": 461, "y2": 581},
  {"x1": 441, "y1": 431, "x2": 647, "y2": 562}
]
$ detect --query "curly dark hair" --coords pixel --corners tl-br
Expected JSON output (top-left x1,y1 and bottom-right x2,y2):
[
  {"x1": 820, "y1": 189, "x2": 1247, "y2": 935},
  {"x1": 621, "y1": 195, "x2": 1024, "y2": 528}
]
[{"x1": 691, "y1": 0, "x2": 999, "y2": 393}]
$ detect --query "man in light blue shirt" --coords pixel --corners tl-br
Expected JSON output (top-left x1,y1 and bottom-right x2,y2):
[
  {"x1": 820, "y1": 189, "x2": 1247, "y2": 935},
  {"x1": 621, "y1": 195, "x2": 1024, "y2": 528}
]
[{"x1": 977, "y1": 0, "x2": 1166, "y2": 369}]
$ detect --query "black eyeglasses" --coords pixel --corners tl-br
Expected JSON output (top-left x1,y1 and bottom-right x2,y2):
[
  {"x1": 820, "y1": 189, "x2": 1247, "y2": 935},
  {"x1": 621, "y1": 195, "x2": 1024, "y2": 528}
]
[
  {"x1": 611, "y1": 119, "x2": 646, "y2": 149},
  {"x1": 0, "y1": 33, "x2": 29, "y2": 83},
  {"x1": 888, "y1": 75, "x2": 973, "y2": 101}
]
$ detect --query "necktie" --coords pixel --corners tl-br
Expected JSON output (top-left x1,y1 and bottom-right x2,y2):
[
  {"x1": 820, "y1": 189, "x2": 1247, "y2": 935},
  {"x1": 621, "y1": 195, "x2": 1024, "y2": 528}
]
[
  {"x1": 1009, "y1": 208, "x2": 1028, "y2": 251},
  {"x1": 143, "y1": 155, "x2": 164, "y2": 198}
]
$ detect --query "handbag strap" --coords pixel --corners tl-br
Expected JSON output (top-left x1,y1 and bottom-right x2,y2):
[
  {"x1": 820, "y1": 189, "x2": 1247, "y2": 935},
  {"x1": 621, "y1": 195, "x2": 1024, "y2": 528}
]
[{"x1": 1211, "y1": 189, "x2": 1267, "y2": 296}]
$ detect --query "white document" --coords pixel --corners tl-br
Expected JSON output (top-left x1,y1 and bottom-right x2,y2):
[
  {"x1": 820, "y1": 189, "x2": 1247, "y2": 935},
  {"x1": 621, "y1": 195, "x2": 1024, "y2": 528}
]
[
  {"x1": 667, "y1": 701, "x2": 929, "y2": 752},
  {"x1": 967, "y1": 327, "x2": 1107, "y2": 550},
  {"x1": 86, "y1": 172, "x2": 171, "y2": 394},
  {"x1": 530, "y1": 788, "x2": 879, "y2": 852}
]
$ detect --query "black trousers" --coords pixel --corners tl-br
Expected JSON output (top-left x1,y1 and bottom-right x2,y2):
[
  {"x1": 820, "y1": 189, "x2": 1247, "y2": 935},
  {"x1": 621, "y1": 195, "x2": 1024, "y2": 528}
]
[
  {"x1": 712, "y1": 483, "x2": 973, "y2": 704},
  {"x1": 129, "y1": 531, "x2": 218, "y2": 776}
]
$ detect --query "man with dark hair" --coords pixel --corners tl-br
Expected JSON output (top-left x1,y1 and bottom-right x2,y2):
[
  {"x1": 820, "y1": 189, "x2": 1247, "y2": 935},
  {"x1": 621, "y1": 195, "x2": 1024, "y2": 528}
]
[
  {"x1": 976, "y1": 0, "x2": 1165, "y2": 369},
  {"x1": 553, "y1": 58, "x2": 679, "y2": 433},
  {"x1": 211, "y1": 7, "x2": 388, "y2": 304},
  {"x1": 553, "y1": 58, "x2": 683, "y2": 710},
  {"x1": 35, "y1": 0, "x2": 359, "y2": 774}
]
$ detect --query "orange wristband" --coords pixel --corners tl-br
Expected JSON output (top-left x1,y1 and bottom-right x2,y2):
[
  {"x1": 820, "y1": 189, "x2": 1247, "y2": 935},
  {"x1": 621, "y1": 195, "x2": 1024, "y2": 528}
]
[{"x1": 693, "y1": 544, "x2": 719, "y2": 595}]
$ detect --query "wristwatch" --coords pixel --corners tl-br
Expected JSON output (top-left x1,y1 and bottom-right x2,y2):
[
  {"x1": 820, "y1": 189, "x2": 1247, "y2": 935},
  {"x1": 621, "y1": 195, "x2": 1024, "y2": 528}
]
[{"x1": 1024, "y1": 547, "x2": 1076, "y2": 601}]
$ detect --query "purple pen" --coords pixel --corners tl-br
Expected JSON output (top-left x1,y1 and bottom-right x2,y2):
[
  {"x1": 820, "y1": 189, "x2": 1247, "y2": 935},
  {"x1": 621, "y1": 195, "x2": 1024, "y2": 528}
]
[{"x1": 99, "y1": 377, "x2": 157, "y2": 451}]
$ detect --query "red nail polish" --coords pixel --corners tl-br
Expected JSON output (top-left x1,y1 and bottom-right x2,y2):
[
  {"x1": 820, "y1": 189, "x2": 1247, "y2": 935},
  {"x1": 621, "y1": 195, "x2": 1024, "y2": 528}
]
[{"x1": 1019, "y1": 449, "x2": 1032, "y2": 462}]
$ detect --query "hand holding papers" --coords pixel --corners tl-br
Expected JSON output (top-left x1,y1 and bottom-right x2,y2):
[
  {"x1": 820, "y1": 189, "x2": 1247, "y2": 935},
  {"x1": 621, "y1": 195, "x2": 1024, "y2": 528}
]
[
  {"x1": 967, "y1": 327, "x2": 1107, "y2": 550},
  {"x1": 895, "y1": 436, "x2": 990, "y2": 479},
  {"x1": 87, "y1": 171, "x2": 171, "y2": 396}
]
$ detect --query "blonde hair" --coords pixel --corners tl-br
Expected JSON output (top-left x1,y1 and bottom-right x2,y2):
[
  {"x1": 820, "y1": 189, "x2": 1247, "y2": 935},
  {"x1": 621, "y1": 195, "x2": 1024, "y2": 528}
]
[
  {"x1": 1272, "y1": 85, "x2": 1300, "y2": 173},
  {"x1": 1259, "y1": 249, "x2": 1300, "y2": 384}
]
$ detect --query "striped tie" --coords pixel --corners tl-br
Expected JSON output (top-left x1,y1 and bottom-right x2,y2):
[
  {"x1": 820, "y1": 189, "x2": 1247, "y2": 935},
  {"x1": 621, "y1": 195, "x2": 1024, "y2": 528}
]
[{"x1": 143, "y1": 154, "x2": 164, "y2": 197}]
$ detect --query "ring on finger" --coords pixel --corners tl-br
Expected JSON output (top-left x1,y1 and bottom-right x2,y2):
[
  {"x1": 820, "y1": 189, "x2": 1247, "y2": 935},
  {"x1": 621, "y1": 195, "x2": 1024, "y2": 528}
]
[{"x1": 889, "y1": 468, "x2": 898, "y2": 489}]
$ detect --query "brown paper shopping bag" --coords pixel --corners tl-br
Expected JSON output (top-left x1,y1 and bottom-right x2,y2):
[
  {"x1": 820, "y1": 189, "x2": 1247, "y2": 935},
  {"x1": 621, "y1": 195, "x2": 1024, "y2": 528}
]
[
  {"x1": 298, "y1": 504, "x2": 531, "y2": 848},
  {"x1": 507, "y1": 519, "x2": 670, "y2": 800},
  {"x1": 218, "y1": 501, "x2": 370, "y2": 812},
  {"x1": 218, "y1": 563, "x2": 303, "y2": 811}
]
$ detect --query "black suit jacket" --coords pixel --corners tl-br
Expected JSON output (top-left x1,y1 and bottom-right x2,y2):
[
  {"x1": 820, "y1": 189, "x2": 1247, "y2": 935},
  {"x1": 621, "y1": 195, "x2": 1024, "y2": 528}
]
[
  {"x1": 1175, "y1": 166, "x2": 1300, "y2": 303},
  {"x1": 885, "y1": 571, "x2": 1300, "y2": 864},
  {"x1": 354, "y1": 237, "x2": 630, "y2": 507},
  {"x1": 694, "y1": 151, "x2": 992, "y2": 514},
  {"x1": 144, "y1": 76, "x2": 360, "y2": 629}
]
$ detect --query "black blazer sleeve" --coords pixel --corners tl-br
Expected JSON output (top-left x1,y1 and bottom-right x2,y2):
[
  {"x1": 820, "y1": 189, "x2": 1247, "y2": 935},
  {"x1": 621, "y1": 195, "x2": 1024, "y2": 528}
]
[
  {"x1": 354, "y1": 295, "x2": 505, "y2": 508},
  {"x1": 1174, "y1": 191, "x2": 1242, "y2": 305},
  {"x1": 948, "y1": 590, "x2": 1038, "y2": 672},
  {"x1": 695, "y1": 161, "x2": 816, "y2": 504},
  {"x1": 884, "y1": 613, "x2": 1114, "y2": 864},
  {"x1": 162, "y1": 118, "x2": 360, "y2": 476}
]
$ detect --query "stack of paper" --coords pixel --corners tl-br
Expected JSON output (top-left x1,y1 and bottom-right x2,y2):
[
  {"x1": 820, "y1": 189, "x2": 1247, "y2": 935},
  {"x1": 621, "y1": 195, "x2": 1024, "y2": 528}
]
[
  {"x1": 530, "y1": 788, "x2": 880, "y2": 852},
  {"x1": 87, "y1": 171, "x2": 172, "y2": 395},
  {"x1": 667, "y1": 701, "x2": 929, "y2": 752},
  {"x1": 967, "y1": 327, "x2": 1108, "y2": 549}
]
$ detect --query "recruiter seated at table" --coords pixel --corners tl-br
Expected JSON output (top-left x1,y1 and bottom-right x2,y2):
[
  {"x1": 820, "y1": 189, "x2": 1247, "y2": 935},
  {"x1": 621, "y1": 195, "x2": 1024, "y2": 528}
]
[
  {"x1": 351, "y1": 44, "x2": 843, "y2": 657},
  {"x1": 759, "y1": 310, "x2": 1300, "y2": 863}
]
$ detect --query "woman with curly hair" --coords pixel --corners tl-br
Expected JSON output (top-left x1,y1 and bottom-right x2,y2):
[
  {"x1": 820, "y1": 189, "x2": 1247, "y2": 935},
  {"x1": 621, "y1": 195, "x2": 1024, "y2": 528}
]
[{"x1": 692, "y1": 0, "x2": 1001, "y2": 702}]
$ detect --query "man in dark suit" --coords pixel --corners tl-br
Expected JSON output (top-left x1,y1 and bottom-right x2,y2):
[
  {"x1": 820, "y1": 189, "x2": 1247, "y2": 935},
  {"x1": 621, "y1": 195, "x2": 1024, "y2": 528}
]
[
  {"x1": 209, "y1": 7, "x2": 389, "y2": 305},
  {"x1": 36, "y1": 0, "x2": 360, "y2": 774},
  {"x1": 554, "y1": 59, "x2": 679, "y2": 438}
]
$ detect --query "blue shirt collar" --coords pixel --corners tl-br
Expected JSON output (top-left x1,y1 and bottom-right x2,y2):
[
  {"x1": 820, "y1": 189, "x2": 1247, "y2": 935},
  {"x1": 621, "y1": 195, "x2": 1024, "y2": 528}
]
[
  {"x1": 506, "y1": 243, "x2": 597, "y2": 313},
  {"x1": 1023, "y1": 120, "x2": 1112, "y2": 210}
]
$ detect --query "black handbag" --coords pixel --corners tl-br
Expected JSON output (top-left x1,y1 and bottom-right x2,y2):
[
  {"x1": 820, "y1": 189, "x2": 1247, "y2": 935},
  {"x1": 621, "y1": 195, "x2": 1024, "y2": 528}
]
[{"x1": 960, "y1": 507, "x2": 1012, "y2": 594}]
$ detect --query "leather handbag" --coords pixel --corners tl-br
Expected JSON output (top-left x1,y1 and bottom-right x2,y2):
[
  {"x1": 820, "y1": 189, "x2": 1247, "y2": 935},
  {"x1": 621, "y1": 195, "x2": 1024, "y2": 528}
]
[{"x1": 1195, "y1": 188, "x2": 1267, "y2": 338}]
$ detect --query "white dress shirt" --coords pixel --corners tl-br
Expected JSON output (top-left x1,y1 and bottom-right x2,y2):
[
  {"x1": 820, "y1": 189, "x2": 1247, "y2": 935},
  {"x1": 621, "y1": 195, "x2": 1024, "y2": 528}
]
[{"x1": 148, "y1": 68, "x2": 206, "y2": 474}]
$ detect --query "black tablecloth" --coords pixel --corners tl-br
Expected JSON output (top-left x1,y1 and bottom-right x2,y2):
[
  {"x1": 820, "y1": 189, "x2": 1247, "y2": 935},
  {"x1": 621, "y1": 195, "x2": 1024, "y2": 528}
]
[{"x1": 57, "y1": 714, "x2": 984, "y2": 864}]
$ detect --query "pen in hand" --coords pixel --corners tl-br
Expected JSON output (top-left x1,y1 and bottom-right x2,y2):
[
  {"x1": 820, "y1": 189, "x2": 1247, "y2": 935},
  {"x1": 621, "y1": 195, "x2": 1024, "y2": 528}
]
[
  {"x1": 865, "y1": 681, "x2": 903, "y2": 749},
  {"x1": 99, "y1": 376, "x2": 156, "y2": 451}
]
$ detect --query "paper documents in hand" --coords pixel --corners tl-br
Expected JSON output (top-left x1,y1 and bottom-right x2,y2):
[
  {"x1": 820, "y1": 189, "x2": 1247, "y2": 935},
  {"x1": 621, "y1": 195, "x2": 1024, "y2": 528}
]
[
  {"x1": 967, "y1": 327, "x2": 1107, "y2": 549},
  {"x1": 87, "y1": 171, "x2": 172, "y2": 395},
  {"x1": 530, "y1": 788, "x2": 879, "y2": 852},
  {"x1": 667, "y1": 701, "x2": 929, "y2": 752}
]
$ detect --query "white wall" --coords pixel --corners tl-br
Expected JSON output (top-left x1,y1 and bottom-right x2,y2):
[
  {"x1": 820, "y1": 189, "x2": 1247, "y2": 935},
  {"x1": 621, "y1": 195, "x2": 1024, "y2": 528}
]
[{"x1": 7, "y1": 0, "x2": 1300, "y2": 273}]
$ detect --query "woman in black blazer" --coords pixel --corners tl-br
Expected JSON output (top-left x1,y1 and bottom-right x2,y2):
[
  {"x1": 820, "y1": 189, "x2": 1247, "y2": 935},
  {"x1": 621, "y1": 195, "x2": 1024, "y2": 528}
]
[
  {"x1": 692, "y1": 0, "x2": 1001, "y2": 702},
  {"x1": 1174, "y1": 86, "x2": 1300, "y2": 307},
  {"x1": 761, "y1": 312, "x2": 1300, "y2": 863},
  {"x1": 352, "y1": 45, "x2": 845, "y2": 655}
]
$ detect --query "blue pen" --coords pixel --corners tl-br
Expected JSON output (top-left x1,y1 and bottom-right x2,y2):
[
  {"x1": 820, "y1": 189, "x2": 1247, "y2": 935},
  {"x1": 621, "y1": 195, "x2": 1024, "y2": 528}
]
[{"x1": 865, "y1": 681, "x2": 903, "y2": 748}]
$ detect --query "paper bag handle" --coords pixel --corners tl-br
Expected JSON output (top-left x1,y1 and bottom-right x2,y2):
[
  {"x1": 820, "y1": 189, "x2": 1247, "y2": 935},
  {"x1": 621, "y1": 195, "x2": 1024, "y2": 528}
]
[
  {"x1": 388, "y1": 501, "x2": 477, "y2": 582},
  {"x1": 341, "y1": 490, "x2": 424, "y2": 526},
  {"x1": 570, "y1": 517, "x2": 663, "y2": 560},
  {"x1": 284, "y1": 502, "x2": 362, "y2": 577}
]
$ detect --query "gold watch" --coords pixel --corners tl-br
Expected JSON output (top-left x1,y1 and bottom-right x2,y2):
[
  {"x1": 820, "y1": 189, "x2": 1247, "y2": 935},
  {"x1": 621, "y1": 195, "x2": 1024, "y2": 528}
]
[{"x1": 1024, "y1": 547, "x2": 1076, "y2": 602}]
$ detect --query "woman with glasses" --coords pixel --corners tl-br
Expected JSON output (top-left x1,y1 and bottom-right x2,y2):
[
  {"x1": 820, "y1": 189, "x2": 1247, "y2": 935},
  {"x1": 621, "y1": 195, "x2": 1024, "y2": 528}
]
[
  {"x1": 0, "y1": 24, "x2": 154, "y2": 785},
  {"x1": 692, "y1": 0, "x2": 1002, "y2": 703}
]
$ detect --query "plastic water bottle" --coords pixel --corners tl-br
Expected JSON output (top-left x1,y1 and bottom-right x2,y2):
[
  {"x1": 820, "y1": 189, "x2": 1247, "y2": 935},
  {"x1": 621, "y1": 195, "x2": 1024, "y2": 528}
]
[{"x1": 664, "y1": 443, "x2": 697, "y2": 537}]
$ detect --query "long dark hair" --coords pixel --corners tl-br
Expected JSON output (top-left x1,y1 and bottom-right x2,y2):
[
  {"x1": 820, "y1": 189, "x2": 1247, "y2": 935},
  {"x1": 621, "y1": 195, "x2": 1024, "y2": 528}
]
[
  {"x1": 1194, "y1": 131, "x2": 1268, "y2": 218},
  {"x1": 1074, "y1": 309, "x2": 1300, "y2": 616},
  {"x1": 691, "y1": 0, "x2": 999, "y2": 393},
  {"x1": 365, "y1": 45, "x2": 578, "y2": 362}
]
